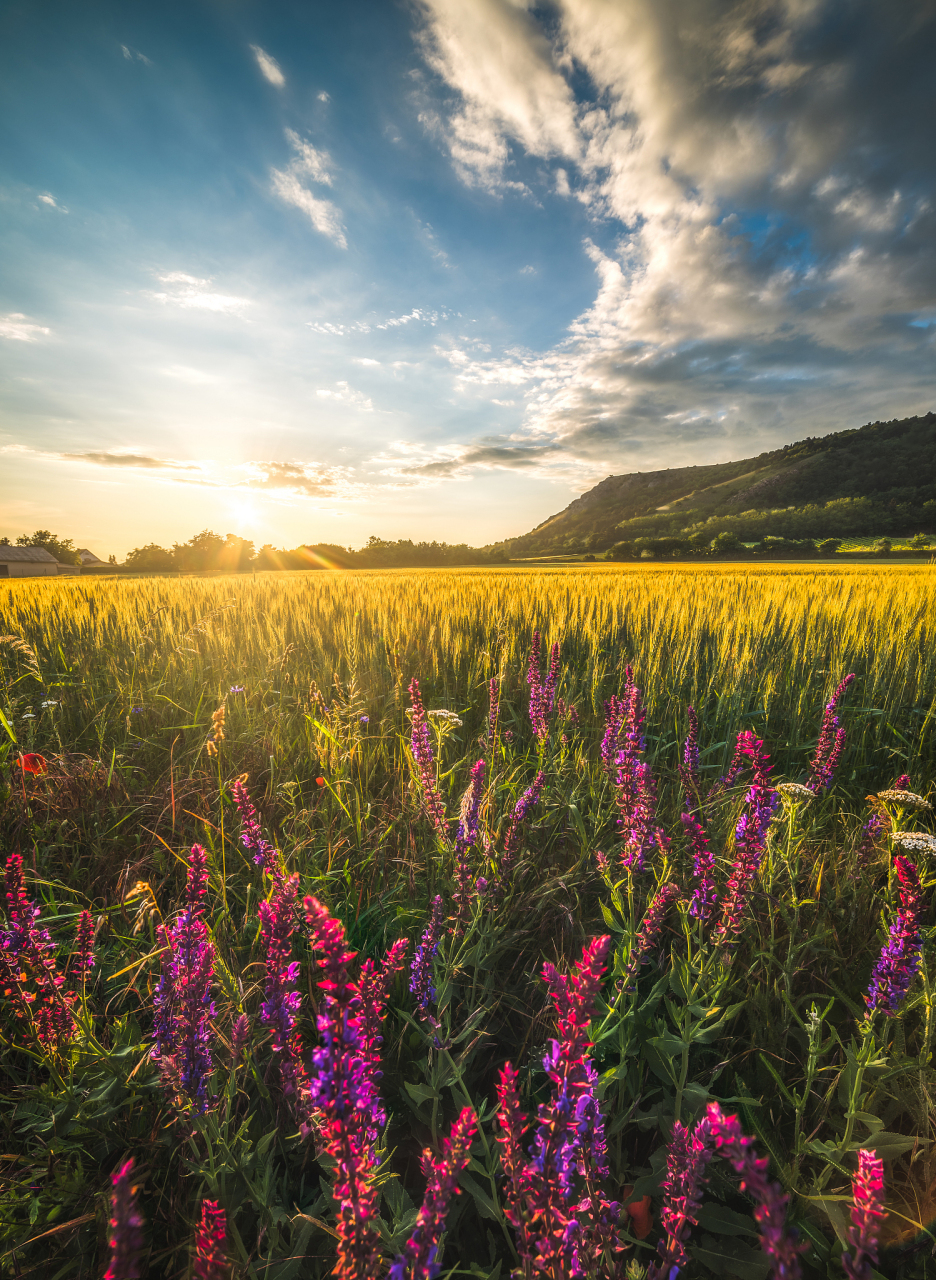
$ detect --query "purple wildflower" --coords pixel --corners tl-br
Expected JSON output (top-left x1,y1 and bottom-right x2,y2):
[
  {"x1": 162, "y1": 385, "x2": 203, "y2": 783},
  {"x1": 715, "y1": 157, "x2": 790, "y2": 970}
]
[
  {"x1": 711, "y1": 735, "x2": 778, "y2": 953},
  {"x1": 358, "y1": 937, "x2": 408, "y2": 1139},
  {"x1": 600, "y1": 694, "x2": 627, "y2": 776},
  {"x1": 151, "y1": 844, "x2": 217, "y2": 1110},
  {"x1": 649, "y1": 1114, "x2": 715, "y2": 1280},
  {"x1": 624, "y1": 882, "x2": 681, "y2": 986},
  {"x1": 387, "y1": 1107, "x2": 477, "y2": 1280},
  {"x1": 410, "y1": 896, "x2": 444, "y2": 1023},
  {"x1": 231, "y1": 1012, "x2": 250, "y2": 1060},
  {"x1": 453, "y1": 760, "x2": 485, "y2": 921},
  {"x1": 866, "y1": 855, "x2": 923, "y2": 1017},
  {"x1": 856, "y1": 810, "x2": 887, "y2": 868},
  {"x1": 497, "y1": 769, "x2": 546, "y2": 891},
  {"x1": 683, "y1": 813, "x2": 717, "y2": 921},
  {"x1": 72, "y1": 908, "x2": 95, "y2": 978},
  {"x1": 612, "y1": 669, "x2": 668, "y2": 873},
  {"x1": 807, "y1": 673, "x2": 855, "y2": 792},
  {"x1": 544, "y1": 640, "x2": 560, "y2": 714},
  {"x1": 231, "y1": 779, "x2": 277, "y2": 873},
  {"x1": 527, "y1": 630, "x2": 548, "y2": 742},
  {"x1": 193, "y1": 1200, "x2": 228, "y2": 1280},
  {"x1": 842, "y1": 1150, "x2": 887, "y2": 1280},
  {"x1": 893, "y1": 773, "x2": 911, "y2": 791},
  {"x1": 359, "y1": 714, "x2": 369, "y2": 725},
  {"x1": 679, "y1": 706, "x2": 701, "y2": 800},
  {"x1": 707, "y1": 1102, "x2": 805, "y2": 1278},
  {"x1": 257, "y1": 872, "x2": 302, "y2": 1064},
  {"x1": 104, "y1": 1159, "x2": 144, "y2": 1280},
  {"x1": 408, "y1": 679, "x2": 449, "y2": 840},
  {"x1": 229, "y1": 685, "x2": 245, "y2": 694}
]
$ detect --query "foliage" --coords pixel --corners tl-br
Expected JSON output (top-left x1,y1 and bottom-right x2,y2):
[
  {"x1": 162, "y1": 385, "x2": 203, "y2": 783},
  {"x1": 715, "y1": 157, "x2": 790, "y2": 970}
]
[
  {"x1": 1, "y1": 567, "x2": 936, "y2": 1277},
  {"x1": 14, "y1": 530, "x2": 82, "y2": 566}
]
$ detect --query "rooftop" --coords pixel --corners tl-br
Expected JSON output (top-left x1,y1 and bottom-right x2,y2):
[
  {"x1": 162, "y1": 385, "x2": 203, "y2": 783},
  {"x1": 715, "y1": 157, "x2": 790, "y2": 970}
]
[{"x1": 0, "y1": 545, "x2": 60, "y2": 563}]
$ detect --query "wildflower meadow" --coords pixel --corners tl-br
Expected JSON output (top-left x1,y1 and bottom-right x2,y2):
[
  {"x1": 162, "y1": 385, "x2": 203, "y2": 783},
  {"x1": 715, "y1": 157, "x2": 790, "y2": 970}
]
[{"x1": 2, "y1": 563, "x2": 936, "y2": 1279}]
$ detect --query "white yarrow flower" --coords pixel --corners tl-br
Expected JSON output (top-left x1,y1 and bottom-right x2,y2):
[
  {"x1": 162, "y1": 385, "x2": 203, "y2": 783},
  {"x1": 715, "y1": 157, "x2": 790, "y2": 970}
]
[
  {"x1": 876, "y1": 789, "x2": 931, "y2": 810},
  {"x1": 892, "y1": 831, "x2": 936, "y2": 853}
]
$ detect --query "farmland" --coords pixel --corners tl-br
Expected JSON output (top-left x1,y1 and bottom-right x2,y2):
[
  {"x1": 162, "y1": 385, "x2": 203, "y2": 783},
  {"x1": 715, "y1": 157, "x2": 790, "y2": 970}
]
[{"x1": 2, "y1": 564, "x2": 936, "y2": 1279}]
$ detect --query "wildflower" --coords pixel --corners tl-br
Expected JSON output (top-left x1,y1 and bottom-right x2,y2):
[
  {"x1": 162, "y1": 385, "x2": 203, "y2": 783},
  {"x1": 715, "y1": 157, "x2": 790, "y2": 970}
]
[
  {"x1": 527, "y1": 630, "x2": 556, "y2": 743},
  {"x1": 427, "y1": 708, "x2": 463, "y2": 726},
  {"x1": 229, "y1": 685, "x2": 245, "y2": 694},
  {"x1": 359, "y1": 938, "x2": 408, "y2": 1119},
  {"x1": 258, "y1": 873, "x2": 302, "y2": 1067},
  {"x1": 600, "y1": 694, "x2": 627, "y2": 775},
  {"x1": 408, "y1": 678, "x2": 449, "y2": 841},
  {"x1": 649, "y1": 1115, "x2": 715, "y2": 1280},
  {"x1": 497, "y1": 770, "x2": 545, "y2": 891},
  {"x1": 683, "y1": 813, "x2": 717, "y2": 922},
  {"x1": 711, "y1": 735, "x2": 778, "y2": 954},
  {"x1": 842, "y1": 1150, "x2": 887, "y2": 1280},
  {"x1": 231, "y1": 778, "x2": 277, "y2": 873},
  {"x1": 17, "y1": 752, "x2": 47, "y2": 774},
  {"x1": 21, "y1": 712, "x2": 35, "y2": 720},
  {"x1": 453, "y1": 760, "x2": 485, "y2": 921},
  {"x1": 706, "y1": 1102, "x2": 805, "y2": 1278},
  {"x1": 487, "y1": 676, "x2": 500, "y2": 742},
  {"x1": 316, "y1": 776, "x2": 326, "y2": 787},
  {"x1": 610, "y1": 668, "x2": 668, "y2": 873},
  {"x1": 302, "y1": 897, "x2": 385, "y2": 1278},
  {"x1": 594, "y1": 849, "x2": 610, "y2": 877},
  {"x1": 624, "y1": 882, "x2": 681, "y2": 986},
  {"x1": 893, "y1": 773, "x2": 911, "y2": 791},
  {"x1": 856, "y1": 811, "x2": 887, "y2": 866},
  {"x1": 410, "y1": 896, "x2": 444, "y2": 1023},
  {"x1": 679, "y1": 706, "x2": 701, "y2": 799},
  {"x1": 72, "y1": 909, "x2": 95, "y2": 978},
  {"x1": 387, "y1": 1107, "x2": 477, "y2": 1280},
  {"x1": 193, "y1": 1200, "x2": 228, "y2": 1280},
  {"x1": 104, "y1": 1158, "x2": 144, "y2": 1280},
  {"x1": 807, "y1": 673, "x2": 855, "y2": 792},
  {"x1": 231, "y1": 1012, "x2": 250, "y2": 1060},
  {"x1": 205, "y1": 704, "x2": 225, "y2": 757},
  {"x1": 892, "y1": 830, "x2": 936, "y2": 853},
  {"x1": 151, "y1": 845, "x2": 216, "y2": 1110},
  {"x1": 131, "y1": 706, "x2": 144, "y2": 714},
  {"x1": 359, "y1": 714, "x2": 369, "y2": 724},
  {"x1": 866, "y1": 855, "x2": 924, "y2": 1017},
  {"x1": 496, "y1": 935, "x2": 618, "y2": 1276},
  {"x1": 776, "y1": 782, "x2": 815, "y2": 801},
  {"x1": 0, "y1": 851, "x2": 75, "y2": 1053},
  {"x1": 876, "y1": 789, "x2": 931, "y2": 810},
  {"x1": 40, "y1": 699, "x2": 58, "y2": 707}
]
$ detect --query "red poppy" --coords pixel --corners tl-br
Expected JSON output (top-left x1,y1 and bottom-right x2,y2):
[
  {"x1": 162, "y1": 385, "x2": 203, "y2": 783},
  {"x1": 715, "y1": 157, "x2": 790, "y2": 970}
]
[
  {"x1": 315, "y1": 776, "x2": 326, "y2": 787},
  {"x1": 621, "y1": 1188, "x2": 653, "y2": 1239},
  {"x1": 18, "y1": 753, "x2": 48, "y2": 775}
]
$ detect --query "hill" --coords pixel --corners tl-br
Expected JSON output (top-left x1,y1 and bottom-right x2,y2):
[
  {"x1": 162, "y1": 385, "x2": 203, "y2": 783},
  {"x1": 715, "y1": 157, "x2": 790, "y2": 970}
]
[{"x1": 498, "y1": 412, "x2": 936, "y2": 556}]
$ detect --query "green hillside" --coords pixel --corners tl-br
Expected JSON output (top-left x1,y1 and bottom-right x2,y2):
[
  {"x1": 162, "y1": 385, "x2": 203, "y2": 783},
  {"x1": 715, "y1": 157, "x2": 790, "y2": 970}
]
[{"x1": 500, "y1": 412, "x2": 936, "y2": 556}]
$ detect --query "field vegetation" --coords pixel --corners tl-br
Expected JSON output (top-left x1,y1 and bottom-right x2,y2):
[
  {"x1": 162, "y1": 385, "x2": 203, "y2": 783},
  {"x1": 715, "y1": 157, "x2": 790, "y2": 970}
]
[{"x1": 1, "y1": 564, "x2": 936, "y2": 1279}]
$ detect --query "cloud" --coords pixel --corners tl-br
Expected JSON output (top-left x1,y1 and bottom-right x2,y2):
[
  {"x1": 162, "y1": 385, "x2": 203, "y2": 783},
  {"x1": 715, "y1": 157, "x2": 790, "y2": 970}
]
[
  {"x1": 147, "y1": 272, "x2": 251, "y2": 315},
  {"x1": 307, "y1": 307, "x2": 453, "y2": 335},
  {"x1": 61, "y1": 451, "x2": 199, "y2": 470},
  {"x1": 38, "y1": 193, "x2": 67, "y2": 212},
  {"x1": 410, "y1": 0, "x2": 936, "y2": 477},
  {"x1": 0, "y1": 313, "x2": 51, "y2": 341},
  {"x1": 270, "y1": 130, "x2": 346, "y2": 247},
  {"x1": 250, "y1": 44, "x2": 285, "y2": 87},
  {"x1": 315, "y1": 381, "x2": 374, "y2": 411},
  {"x1": 317, "y1": 91, "x2": 330, "y2": 103},
  {"x1": 121, "y1": 44, "x2": 152, "y2": 65}
]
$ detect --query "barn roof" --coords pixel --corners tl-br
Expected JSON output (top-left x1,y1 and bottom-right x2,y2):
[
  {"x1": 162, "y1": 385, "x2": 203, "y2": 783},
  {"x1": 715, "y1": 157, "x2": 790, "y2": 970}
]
[{"x1": 0, "y1": 545, "x2": 59, "y2": 563}]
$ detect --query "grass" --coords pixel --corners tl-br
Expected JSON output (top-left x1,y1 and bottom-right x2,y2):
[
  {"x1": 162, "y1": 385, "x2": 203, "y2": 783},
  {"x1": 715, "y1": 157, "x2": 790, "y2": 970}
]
[{"x1": 1, "y1": 563, "x2": 936, "y2": 1278}]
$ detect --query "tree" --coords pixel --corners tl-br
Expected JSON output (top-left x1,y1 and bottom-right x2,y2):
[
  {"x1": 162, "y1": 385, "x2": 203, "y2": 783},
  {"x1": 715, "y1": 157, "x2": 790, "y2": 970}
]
[
  {"x1": 124, "y1": 543, "x2": 175, "y2": 572},
  {"x1": 818, "y1": 538, "x2": 842, "y2": 554},
  {"x1": 910, "y1": 533, "x2": 931, "y2": 550},
  {"x1": 873, "y1": 537, "x2": 892, "y2": 557},
  {"x1": 15, "y1": 530, "x2": 81, "y2": 565},
  {"x1": 710, "y1": 531, "x2": 744, "y2": 554}
]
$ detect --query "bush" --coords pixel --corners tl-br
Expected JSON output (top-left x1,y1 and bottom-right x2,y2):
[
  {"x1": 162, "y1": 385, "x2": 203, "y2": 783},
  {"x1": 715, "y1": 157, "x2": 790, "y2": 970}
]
[
  {"x1": 873, "y1": 537, "x2": 893, "y2": 557},
  {"x1": 710, "y1": 531, "x2": 743, "y2": 553},
  {"x1": 818, "y1": 538, "x2": 842, "y2": 554},
  {"x1": 910, "y1": 533, "x2": 931, "y2": 550}
]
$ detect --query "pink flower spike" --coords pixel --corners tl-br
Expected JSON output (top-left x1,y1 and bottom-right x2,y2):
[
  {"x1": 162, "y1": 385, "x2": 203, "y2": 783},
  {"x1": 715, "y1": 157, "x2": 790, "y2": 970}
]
[
  {"x1": 104, "y1": 1158, "x2": 144, "y2": 1280},
  {"x1": 842, "y1": 1149, "x2": 886, "y2": 1280},
  {"x1": 194, "y1": 1199, "x2": 228, "y2": 1280}
]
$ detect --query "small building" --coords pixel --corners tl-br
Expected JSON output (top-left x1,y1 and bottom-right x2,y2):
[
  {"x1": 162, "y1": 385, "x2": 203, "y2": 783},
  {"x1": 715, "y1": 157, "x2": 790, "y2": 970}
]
[
  {"x1": 77, "y1": 548, "x2": 107, "y2": 566},
  {"x1": 0, "y1": 546, "x2": 61, "y2": 578}
]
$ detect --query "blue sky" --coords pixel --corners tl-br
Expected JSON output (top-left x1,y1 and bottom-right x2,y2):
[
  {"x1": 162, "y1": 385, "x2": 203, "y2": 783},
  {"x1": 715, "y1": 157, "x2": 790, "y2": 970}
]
[{"x1": 2, "y1": 0, "x2": 935, "y2": 558}]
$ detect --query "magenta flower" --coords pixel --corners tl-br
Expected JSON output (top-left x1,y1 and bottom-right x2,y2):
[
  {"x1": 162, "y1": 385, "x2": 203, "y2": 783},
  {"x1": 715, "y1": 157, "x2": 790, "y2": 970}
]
[
  {"x1": 497, "y1": 769, "x2": 546, "y2": 891},
  {"x1": 151, "y1": 844, "x2": 217, "y2": 1110},
  {"x1": 683, "y1": 813, "x2": 717, "y2": 921},
  {"x1": 611, "y1": 669, "x2": 668, "y2": 873},
  {"x1": 527, "y1": 630, "x2": 548, "y2": 742},
  {"x1": 624, "y1": 882, "x2": 681, "y2": 986},
  {"x1": 711, "y1": 735, "x2": 778, "y2": 953},
  {"x1": 193, "y1": 1199, "x2": 228, "y2": 1280},
  {"x1": 410, "y1": 896, "x2": 444, "y2": 1023},
  {"x1": 302, "y1": 897, "x2": 387, "y2": 1279},
  {"x1": 359, "y1": 937, "x2": 408, "y2": 1138},
  {"x1": 707, "y1": 1102, "x2": 804, "y2": 1278},
  {"x1": 453, "y1": 759, "x2": 485, "y2": 921},
  {"x1": 72, "y1": 908, "x2": 95, "y2": 978},
  {"x1": 487, "y1": 676, "x2": 500, "y2": 743},
  {"x1": 807, "y1": 673, "x2": 855, "y2": 792},
  {"x1": 496, "y1": 935, "x2": 620, "y2": 1276},
  {"x1": 104, "y1": 1158, "x2": 144, "y2": 1280},
  {"x1": 842, "y1": 1149, "x2": 887, "y2": 1280},
  {"x1": 866, "y1": 855, "x2": 923, "y2": 1016},
  {"x1": 600, "y1": 693, "x2": 627, "y2": 776},
  {"x1": 0, "y1": 852, "x2": 76, "y2": 1053},
  {"x1": 257, "y1": 872, "x2": 302, "y2": 1084},
  {"x1": 649, "y1": 1114, "x2": 715, "y2": 1280},
  {"x1": 679, "y1": 706, "x2": 701, "y2": 799},
  {"x1": 387, "y1": 1107, "x2": 477, "y2": 1279},
  {"x1": 408, "y1": 678, "x2": 449, "y2": 840},
  {"x1": 231, "y1": 779, "x2": 277, "y2": 873}
]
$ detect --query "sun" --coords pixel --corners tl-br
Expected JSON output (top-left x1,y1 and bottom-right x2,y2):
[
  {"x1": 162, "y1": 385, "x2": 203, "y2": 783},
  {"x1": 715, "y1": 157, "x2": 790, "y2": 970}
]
[{"x1": 227, "y1": 497, "x2": 259, "y2": 529}]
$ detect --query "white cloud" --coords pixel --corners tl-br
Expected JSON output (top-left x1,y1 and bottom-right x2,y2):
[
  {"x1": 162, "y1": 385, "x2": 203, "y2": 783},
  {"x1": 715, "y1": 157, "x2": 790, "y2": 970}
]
[
  {"x1": 120, "y1": 44, "x2": 152, "y2": 65},
  {"x1": 147, "y1": 274, "x2": 251, "y2": 315},
  {"x1": 0, "y1": 313, "x2": 51, "y2": 342},
  {"x1": 270, "y1": 131, "x2": 347, "y2": 248},
  {"x1": 38, "y1": 193, "x2": 67, "y2": 212},
  {"x1": 250, "y1": 45, "x2": 285, "y2": 87},
  {"x1": 315, "y1": 381, "x2": 374, "y2": 412},
  {"x1": 317, "y1": 91, "x2": 330, "y2": 103}
]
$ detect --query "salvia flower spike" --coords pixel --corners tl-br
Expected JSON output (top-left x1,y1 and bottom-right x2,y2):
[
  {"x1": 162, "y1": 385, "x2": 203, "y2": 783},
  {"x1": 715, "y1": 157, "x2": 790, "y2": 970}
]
[
  {"x1": 624, "y1": 882, "x2": 681, "y2": 986},
  {"x1": 410, "y1": 896, "x2": 444, "y2": 1023},
  {"x1": 193, "y1": 1199, "x2": 228, "y2": 1280},
  {"x1": 104, "y1": 1158, "x2": 144, "y2": 1280},
  {"x1": 842, "y1": 1149, "x2": 886, "y2": 1280},
  {"x1": 807, "y1": 672, "x2": 855, "y2": 792},
  {"x1": 231, "y1": 778, "x2": 277, "y2": 873},
  {"x1": 408, "y1": 678, "x2": 449, "y2": 840},
  {"x1": 866, "y1": 855, "x2": 923, "y2": 1016}
]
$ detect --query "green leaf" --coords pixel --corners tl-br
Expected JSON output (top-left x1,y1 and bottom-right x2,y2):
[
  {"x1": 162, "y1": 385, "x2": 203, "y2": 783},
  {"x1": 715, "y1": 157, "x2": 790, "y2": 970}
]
[
  {"x1": 403, "y1": 1081, "x2": 440, "y2": 1105},
  {"x1": 599, "y1": 900, "x2": 623, "y2": 932},
  {"x1": 458, "y1": 1171, "x2": 501, "y2": 1221},
  {"x1": 690, "y1": 1234, "x2": 771, "y2": 1279},
  {"x1": 696, "y1": 1203, "x2": 758, "y2": 1239},
  {"x1": 0, "y1": 705, "x2": 16, "y2": 744}
]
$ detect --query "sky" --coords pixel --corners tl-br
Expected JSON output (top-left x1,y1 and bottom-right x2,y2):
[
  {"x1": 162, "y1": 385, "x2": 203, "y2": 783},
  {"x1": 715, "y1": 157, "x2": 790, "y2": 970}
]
[{"x1": 1, "y1": 0, "x2": 935, "y2": 559}]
